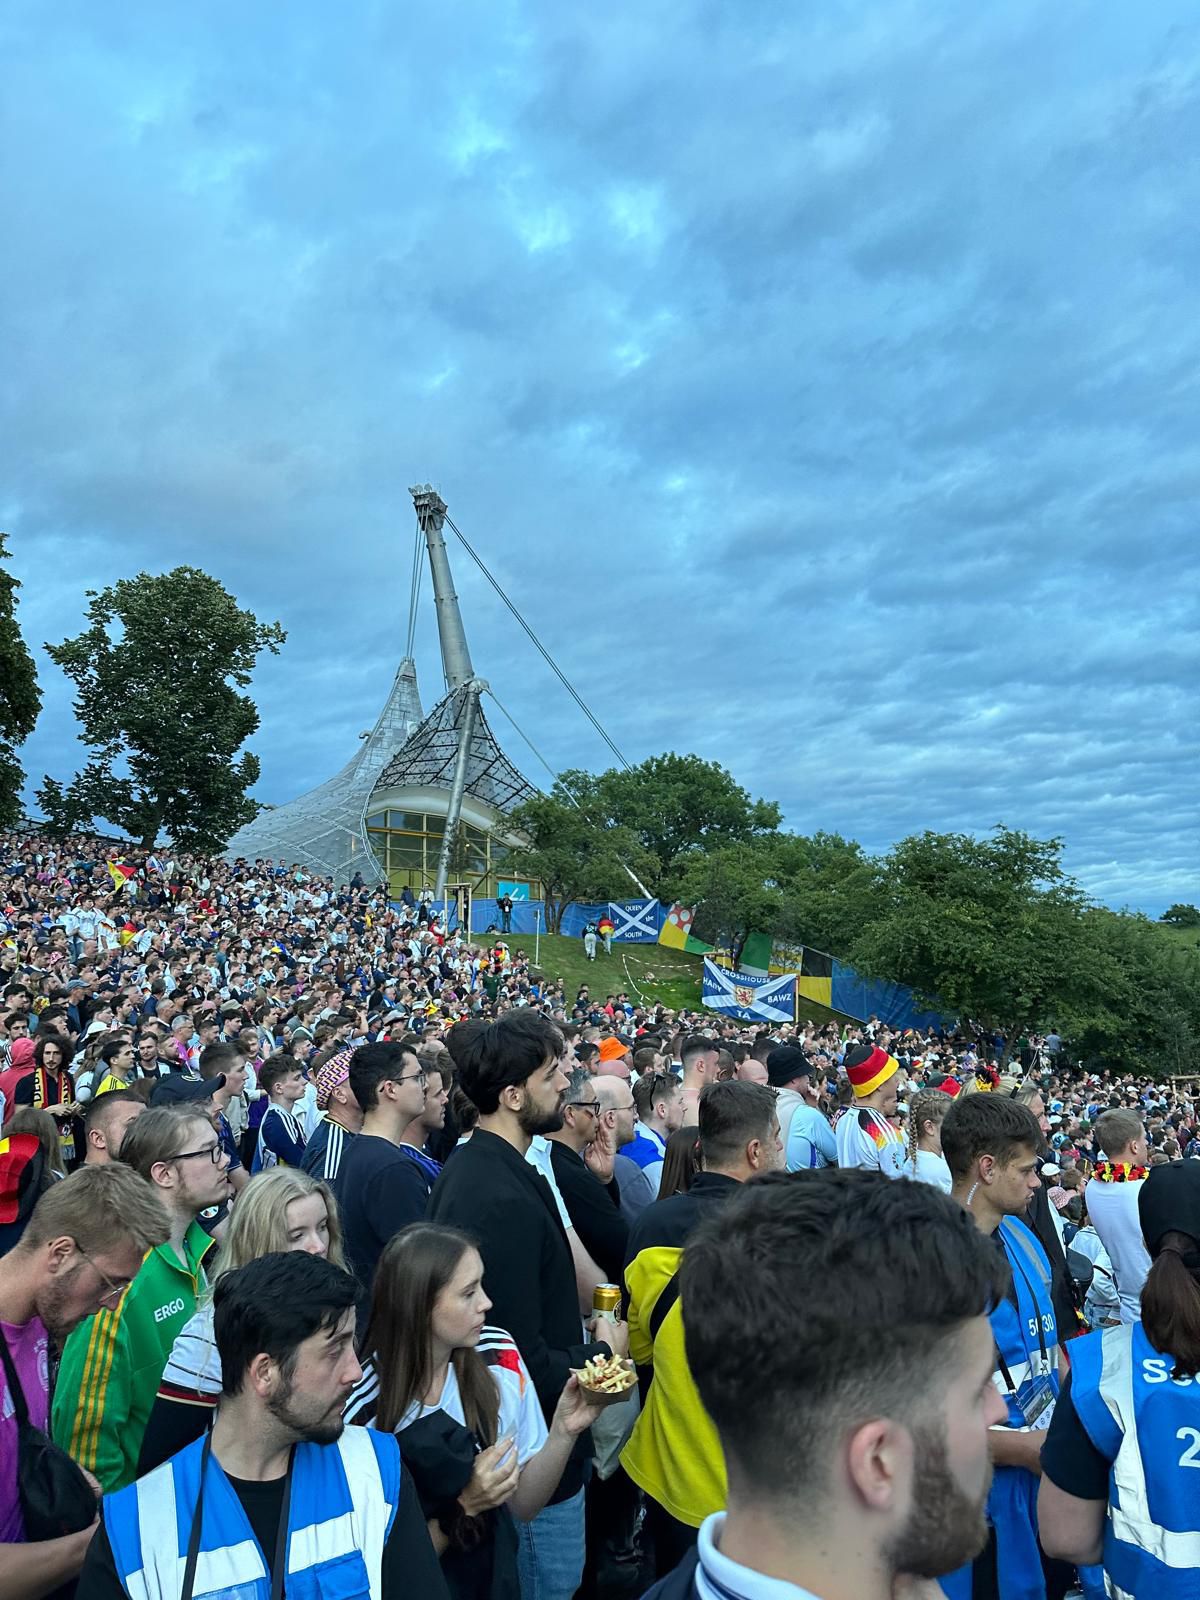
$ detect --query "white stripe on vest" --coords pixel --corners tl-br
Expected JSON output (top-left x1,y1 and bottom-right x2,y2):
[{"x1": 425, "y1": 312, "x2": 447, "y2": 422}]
[
  {"x1": 118, "y1": 1427, "x2": 394, "y2": 1600},
  {"x1": 1098, "y1": 1324, "x2": 1200, "y2": 1573}
]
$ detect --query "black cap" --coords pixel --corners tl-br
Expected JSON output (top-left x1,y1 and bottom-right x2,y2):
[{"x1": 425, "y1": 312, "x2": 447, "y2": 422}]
[
  {"x1": 1139, "y1": 1162, "x2": 1200, "y2": 1260},
  {"x1": 766, "y1": 1045, "x2": 812, "y2": 1089},
  {"x1": 151, "y1": 1074, "x2": 224, "y2": 1108}
]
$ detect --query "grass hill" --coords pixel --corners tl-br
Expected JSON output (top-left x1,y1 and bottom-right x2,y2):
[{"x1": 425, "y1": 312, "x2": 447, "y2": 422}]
[{"x1": 525, "y1": 932, "x2": 849, "y2": 1027}]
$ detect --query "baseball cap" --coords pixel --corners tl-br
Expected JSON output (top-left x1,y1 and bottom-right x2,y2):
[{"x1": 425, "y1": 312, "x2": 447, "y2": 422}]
[
  {"x1": 151, "y1": 1075, "x2": 223, "y2": 1107},
  {"x1": 315, "y1": 1049, "x2": 353, "y2": 1110},
  {"x1": 598, "y1": 1037, "x2": 630, "y2": 1064},
  {"x1": 766, "y1": 1046, "x2": 812, "y2": 1088}
]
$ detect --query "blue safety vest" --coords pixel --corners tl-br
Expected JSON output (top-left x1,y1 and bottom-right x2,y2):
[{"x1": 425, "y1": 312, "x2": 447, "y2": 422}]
[
  {"x1": 1071, "y1": 1320, "x2": 1200, "y2": 1599},
  {"x1": 103, "y1": 1426, "x2": 400, "y2": 1600},
  {"x1": 941, "y1": 1216, "x2": 1059, "y2": 1600}
]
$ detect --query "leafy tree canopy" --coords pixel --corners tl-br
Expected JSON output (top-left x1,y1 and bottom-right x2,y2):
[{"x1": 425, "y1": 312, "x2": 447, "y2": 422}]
[
  {"x1": 505, "y1": 771, "x2": 655, "y2": 933},
  {"x1": 596, "y1": 752, "x2": 780, "y2": 889},
  {"x1": 0, "y1": 534, "x2": 41, "y2": 827},
  {"x1": 37, "y1": 566, "x2": 284, "y2": 852},
  {"x1": 1160, "y1": 903, "x2": 1200, "y2": 928}
]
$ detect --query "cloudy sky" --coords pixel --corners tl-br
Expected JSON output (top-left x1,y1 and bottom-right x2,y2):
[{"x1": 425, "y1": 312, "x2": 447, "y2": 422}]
[{"x1": 3, "y1": 1, "x2": 1197, "y2": 914}]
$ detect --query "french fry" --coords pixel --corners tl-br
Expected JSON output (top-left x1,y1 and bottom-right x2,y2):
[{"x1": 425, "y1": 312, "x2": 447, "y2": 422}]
[{"x1": 575, "y1": 1353, "x2": 637, "y2": 1394}]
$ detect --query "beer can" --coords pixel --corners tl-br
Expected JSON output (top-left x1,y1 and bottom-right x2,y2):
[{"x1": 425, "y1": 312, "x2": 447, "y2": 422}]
[{"x1": 593, "y1": 1284, "x2": 621, "y2": 1323}]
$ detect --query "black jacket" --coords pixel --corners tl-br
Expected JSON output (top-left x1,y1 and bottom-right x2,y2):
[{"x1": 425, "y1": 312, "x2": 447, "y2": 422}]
[
  {"x1": 549, "y1": 1140, "x2": 628, "y2": 1285},
  {"x1": 428, "y1": 1131, "x2": 608, "y2": 1502}
]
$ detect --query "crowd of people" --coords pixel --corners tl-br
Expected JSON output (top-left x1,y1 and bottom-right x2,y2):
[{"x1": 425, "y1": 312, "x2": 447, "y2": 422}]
[{"x1": 0, "y1": 828, "x2": 1198, "y2": 1600}]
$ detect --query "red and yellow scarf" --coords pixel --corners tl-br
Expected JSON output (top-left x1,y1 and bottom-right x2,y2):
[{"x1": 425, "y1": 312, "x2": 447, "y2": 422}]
[{"x1": 1092, "y1": 1162, "x2": 1148, "y2": 1183}]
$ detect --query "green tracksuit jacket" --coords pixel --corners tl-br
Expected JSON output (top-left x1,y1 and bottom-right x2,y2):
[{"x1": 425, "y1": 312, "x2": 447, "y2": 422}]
[{"x1": 52, "y1": 1221, "x2": 213, "y2": 1491}]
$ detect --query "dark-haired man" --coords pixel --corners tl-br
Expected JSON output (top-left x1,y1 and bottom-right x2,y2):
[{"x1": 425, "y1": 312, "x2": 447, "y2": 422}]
[
  {"x1": 337, "y1": 1040, "x2": 430, "y2": 1298},
  {"x1": 941, "y1": 1094, "x2": 1065, "y2": 1600},
  {"x1": 429, "y1": 1010, "x2": 626, "y2": 1600},
  {"x1": 76, "y1": 1252, "x2": 449, "y2": 1600},
  {"x1": 80, "y1": 1090, "x2": 145, "y2": 1166},
  {"x1": 641, "y1": 1168, "x2": 1009, "y2": 1600},
  {"x1": 624, "y1": 1081, "x2": 782, "y2": 1576},
  {"x1": 677, "y1": 1036, "x2": 719, "y2": 1120}
]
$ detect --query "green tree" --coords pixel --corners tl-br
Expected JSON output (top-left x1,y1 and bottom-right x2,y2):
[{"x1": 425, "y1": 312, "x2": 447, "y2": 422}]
[
  {"x1": 1061, "y1": 910, "x2": 1200, "y2": 1077},
  {"x1": 672, "y1": 838, "x2": 786, "y2": 965},
  {"x1": 1160, "y1": 904, "x2": 1200, "y2": 928},
  {"x1": 37, "y1": 567, "x2": 285, "y2": 852},
  {"x1": 845, "y1": 826, "x2": 1108, "y2": 1053},
  {"x1": 769, "y1": 831, "x2": 882, "y2": 956},
  {"x1": 0, "y1": 535, "x2": 42, "y2": 826},
  {"x1": 506, "y1": 771, "x2": 655, "y2": 932},
  {"x1": 597, "y1": 753, "x2": 780, "y2": 889}
]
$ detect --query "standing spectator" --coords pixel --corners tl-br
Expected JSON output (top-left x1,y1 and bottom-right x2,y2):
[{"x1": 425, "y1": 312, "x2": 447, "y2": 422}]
[
  {"x1": 834, "y1": 1044, "x2": 904, "y2": 1172},
  {"x1": 582, "y1": 922, "x2": 599, "y2": 962},
  {"x1": 428, "y1": 1011, "x2": 627, "y2": 1600},
  {"x1": 13, "y1": 1032, "x2": 80, "y2": 1170},
  {"x1": 1040, "y1": 1160, "x2": 1200, "y2": 1590},
  {"x1": 0, "y1": 1166, "x2": 169, "y2": 1598},
  {"x1": 498, "y1": 892, "x2": 514, "y2": 934},
  {"x1": 80, "y1": 1090, "x2": 146, "y2": 1167},
  {"x1": 53, "y1": 1107, "x2": 232, "y2": 1490},
  {"x1": 596, "y1": 1073, "x2": 656, "y2": 1221},
  {"x1": 250, "y1": 1053, "x2": 308, "y2": 1172},
  {"x1": 190, "y1": 1041, "x2": 248, "y2": 1190},
  {"x1": 76, "y1": 1252, "x2": 450, "y2": 1600},
  {"x1": 677, "y1": 1037, "x2": 719, "y2": 1121},
  {"x1": 1086, "y1": 1108, "x2": 1151, "y2": 1325},
  {"x1": 623, "y1": 1081, "x2": 782, "y2": 1576},
  {"x1": 640, "y1": 1169, "x2": 1009, "y2": 1599},
  {"x1": 348, "y1": 1223, "x2": 607, "y2": 1600},
  {"x1": 397, "y1": 1055, "x2": 449, "y2": 1185},
  {"x1": 92, "y1": 1037, "x2": 136, "y2": 1098},
  {"x1": 941, "y1": 1095, "x2": 1063, "y2": 1600},
  {"x1": 138, "y1": 1168, "x2": 345, "y2": 1473},
  {"x1": 893, "y1": 1087, "x2": 954, "y2": 1192},
  {"x1": 301, "y1": 1048, "x2": 362, "y2": 1189},
  {"x1": 766, "y1": 1046, "x2": 837, "y2": 1171},
  {"x1": 337, "y1": 1040, "x2": 431, "y2": 1298},
  {"x1": 628, "y1": 1073, "x2": 684, "y2": 1195},
  {"x1": 548, "y1": 1068, "x2": 629, "y2": 1285}
]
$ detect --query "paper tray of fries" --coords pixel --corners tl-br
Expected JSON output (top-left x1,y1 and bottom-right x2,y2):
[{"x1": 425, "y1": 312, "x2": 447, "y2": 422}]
[{"x1": 571, "y1": 1353, "x2": 638, "y2": 1405}]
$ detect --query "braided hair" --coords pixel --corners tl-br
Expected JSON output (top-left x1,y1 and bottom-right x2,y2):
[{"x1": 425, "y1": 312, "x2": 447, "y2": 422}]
[{"x1": 906, "y1": 1089, "x2": 950, "y2": 1174}]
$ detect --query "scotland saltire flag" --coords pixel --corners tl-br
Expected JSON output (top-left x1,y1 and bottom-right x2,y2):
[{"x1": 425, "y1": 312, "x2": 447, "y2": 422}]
[
  {"x1": 703, "y1": 958, "x2": 797, "y2": 1025},
  {"x1": 607, "y1": 900, "x2": 661, "y2": 943}
]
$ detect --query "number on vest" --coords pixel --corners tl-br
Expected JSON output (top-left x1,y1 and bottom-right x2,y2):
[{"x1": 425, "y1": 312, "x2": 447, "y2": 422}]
[{"x1": 1176, "y1": 1427, "x2": 1200, "y2": 1468}]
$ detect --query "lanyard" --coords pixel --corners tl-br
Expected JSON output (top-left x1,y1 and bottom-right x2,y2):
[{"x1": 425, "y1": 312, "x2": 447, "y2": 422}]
[
  {"x1": 995, "y1": 1231, "x2": 1048, "y2": 1395},
  {"x1": 180, "y1": 1431, "x2": 295, "y2": 1600}
]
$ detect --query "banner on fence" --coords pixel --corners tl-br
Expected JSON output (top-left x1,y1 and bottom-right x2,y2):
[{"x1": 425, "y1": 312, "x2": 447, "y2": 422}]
[{"x1": 702, "y1": 959, "x2": 797, "y2": 1025}]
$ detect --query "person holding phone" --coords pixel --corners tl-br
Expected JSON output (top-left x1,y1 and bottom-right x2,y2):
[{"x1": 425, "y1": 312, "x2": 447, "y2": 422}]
[{"x1": 346, "y1": 1223, "x2": 606, "y2": 1600}]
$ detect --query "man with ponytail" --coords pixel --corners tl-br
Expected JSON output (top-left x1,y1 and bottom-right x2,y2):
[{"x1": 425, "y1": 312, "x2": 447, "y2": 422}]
[{"x1": 1040, "y1": 1161, "x2": 1200, "y2": 1598}]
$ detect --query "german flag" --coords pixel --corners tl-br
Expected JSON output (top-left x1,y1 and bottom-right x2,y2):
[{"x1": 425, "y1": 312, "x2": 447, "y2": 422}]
[
  {"x1": 797, "y1": 948, "x2": 833, "y2": 1008},
  {"x1": 107, "y1": 860, "x2": 136, "y2": 893}
]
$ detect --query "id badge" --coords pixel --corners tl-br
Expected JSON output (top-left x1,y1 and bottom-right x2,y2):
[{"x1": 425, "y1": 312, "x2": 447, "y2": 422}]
[{"x1": 1015, "y1": 1375, "x2": 1056, "y2": 1432}]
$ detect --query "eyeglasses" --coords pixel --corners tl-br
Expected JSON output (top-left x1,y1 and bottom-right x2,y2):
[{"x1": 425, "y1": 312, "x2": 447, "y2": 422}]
[
  {"x1": 172, "y1": 1141, "x2": 227, "y2": 1166},
  {"x1": 73, "y1": 1241, "x2": 129, "y2": 1307},
  {"x1": 391, "y1": 1070, "x2": 427, "y2": 1089},
  {"x1": 567, "y1": 1100, "x2": 601, "y2": 1117},
  {"x1": 608, "y1": 1101, "x2": 637, "y2": 1114}
]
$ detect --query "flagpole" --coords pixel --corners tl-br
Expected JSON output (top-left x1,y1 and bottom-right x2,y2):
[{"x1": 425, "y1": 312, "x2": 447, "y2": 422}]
[{"x1": 535, "y1": 906, "x2": 541, "y2": 968}]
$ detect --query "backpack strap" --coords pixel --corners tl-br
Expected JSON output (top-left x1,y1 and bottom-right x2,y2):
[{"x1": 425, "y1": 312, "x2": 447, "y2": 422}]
[{"x1": 648, "y1": 1273, "x2": 680, "y2": 1343}]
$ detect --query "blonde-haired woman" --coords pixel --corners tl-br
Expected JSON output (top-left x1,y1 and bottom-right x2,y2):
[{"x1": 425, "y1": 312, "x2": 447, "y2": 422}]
[{"x1": 137, "y1": 1168, "x2": 343, "y2": 1473}]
